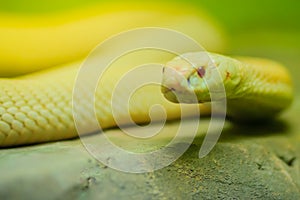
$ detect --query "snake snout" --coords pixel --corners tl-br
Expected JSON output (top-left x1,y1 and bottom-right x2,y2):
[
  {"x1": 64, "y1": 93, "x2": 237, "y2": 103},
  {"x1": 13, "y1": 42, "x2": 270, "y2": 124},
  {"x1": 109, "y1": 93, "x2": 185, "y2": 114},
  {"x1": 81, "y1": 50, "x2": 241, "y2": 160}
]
[
  {"x1": 161, "y1": 66, "x2": 199, "y2": 103},
  {"x1": 162, "y1": 66, "x2": 189, "y2": 92}
]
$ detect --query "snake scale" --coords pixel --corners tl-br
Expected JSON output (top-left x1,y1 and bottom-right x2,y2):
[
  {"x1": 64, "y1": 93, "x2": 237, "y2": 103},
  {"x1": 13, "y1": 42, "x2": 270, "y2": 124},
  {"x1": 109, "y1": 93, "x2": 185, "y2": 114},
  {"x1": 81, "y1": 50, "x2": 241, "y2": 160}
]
[{"x1": 0, "y1": 3, "x2": 293, "y2": 147}]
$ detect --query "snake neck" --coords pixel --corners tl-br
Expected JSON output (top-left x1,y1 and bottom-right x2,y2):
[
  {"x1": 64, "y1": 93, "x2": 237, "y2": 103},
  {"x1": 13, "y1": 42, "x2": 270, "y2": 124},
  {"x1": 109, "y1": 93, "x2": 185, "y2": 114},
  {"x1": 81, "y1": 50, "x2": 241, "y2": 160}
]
[{"x1": 214, "y1": 55, "x2": 294, "y2": 119}]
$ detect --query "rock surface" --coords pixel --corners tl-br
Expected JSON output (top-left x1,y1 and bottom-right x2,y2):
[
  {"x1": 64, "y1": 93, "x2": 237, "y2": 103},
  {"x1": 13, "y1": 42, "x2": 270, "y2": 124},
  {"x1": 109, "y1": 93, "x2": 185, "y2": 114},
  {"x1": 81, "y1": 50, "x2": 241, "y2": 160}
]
[{"x1": 0, "y1": 98, "x2": 299, "y2": 199}]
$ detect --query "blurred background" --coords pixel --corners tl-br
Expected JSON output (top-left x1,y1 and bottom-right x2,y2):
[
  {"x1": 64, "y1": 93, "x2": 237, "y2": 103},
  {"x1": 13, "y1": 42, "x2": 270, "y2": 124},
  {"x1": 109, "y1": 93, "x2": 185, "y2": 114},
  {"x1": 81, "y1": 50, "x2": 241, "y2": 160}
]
[{"x1": 1, "y1": 0, "x2": 299, "y2": 93}]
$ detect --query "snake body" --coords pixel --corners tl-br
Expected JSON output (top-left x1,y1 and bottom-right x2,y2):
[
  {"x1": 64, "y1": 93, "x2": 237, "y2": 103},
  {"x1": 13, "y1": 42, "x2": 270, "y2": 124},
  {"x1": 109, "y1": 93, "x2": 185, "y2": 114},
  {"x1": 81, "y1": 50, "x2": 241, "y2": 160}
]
[
  {"x1": 0, "y1": 3, "x2": 293, "y2": 147},
  {"x1": 0, "y1": 61, "x2": 186, "y2": 146},
  {"x1": 0, "y1": 52, "x2": 293, "y2": 147}
]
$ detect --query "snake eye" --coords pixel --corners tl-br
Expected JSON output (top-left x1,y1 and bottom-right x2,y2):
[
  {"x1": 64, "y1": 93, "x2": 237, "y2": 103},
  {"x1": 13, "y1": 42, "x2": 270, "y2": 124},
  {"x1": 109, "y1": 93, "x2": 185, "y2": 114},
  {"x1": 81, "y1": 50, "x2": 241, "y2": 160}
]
[{"x1": 196, "y1": 66, "x2": 206, "y2": 78}]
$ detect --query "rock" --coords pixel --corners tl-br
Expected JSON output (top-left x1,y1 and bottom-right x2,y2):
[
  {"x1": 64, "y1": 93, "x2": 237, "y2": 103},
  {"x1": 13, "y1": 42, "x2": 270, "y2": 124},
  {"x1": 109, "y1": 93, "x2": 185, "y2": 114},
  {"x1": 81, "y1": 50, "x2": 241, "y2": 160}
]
[{"x1": 0, "y1": 100, "x2": 299, "y2": 199}]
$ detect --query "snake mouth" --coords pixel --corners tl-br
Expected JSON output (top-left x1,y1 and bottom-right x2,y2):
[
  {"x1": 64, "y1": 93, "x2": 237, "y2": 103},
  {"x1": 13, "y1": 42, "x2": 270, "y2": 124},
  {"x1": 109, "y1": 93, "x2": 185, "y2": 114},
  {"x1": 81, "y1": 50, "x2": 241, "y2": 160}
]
[{"x1": 161, "y1": 85, "x2": 201, "y2": 104}]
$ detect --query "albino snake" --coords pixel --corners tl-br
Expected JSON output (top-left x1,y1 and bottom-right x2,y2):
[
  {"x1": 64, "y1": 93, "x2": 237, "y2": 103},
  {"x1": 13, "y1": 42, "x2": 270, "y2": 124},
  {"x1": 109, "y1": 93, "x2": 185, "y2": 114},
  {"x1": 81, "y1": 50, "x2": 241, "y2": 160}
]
[
  {"x1": 0, "y1": 52, "x2": 293, "y2": 147},
  {"x1": 0, "y1": 3, "x2": 293, "y2": 147}
]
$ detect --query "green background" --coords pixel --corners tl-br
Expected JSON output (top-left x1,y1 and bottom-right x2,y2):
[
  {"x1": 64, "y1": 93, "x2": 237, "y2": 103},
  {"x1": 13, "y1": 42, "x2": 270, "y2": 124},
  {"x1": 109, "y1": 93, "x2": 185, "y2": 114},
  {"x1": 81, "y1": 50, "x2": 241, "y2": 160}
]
[
  {"x1": 1, "y1": 0, "x2": 299, "y2": 92},
  {"x1": 1, "y1": 0, "x2": 300, "y2": 31}
]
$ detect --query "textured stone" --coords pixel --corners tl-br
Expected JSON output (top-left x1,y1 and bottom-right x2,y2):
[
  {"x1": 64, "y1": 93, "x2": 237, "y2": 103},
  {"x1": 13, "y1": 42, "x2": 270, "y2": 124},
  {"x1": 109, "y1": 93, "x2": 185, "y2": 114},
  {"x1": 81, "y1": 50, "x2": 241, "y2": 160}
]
[{"x1": 0, "y1": 99, "x2": 299, "y2": 199}]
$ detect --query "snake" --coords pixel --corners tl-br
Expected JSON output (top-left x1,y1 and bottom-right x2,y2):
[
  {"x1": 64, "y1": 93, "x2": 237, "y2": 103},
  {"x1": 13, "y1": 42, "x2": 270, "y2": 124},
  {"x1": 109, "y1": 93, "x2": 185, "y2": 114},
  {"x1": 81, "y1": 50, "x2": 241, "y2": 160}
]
[
  {"x1": 162, "y1": 52, "x2": 293, "y2": 121},
  {"x1": 0, "y1": 3, "x2": 293, "y2": 147},
  {"x1": 0, "y1": 52, "x2": 293, "y2": 147}
]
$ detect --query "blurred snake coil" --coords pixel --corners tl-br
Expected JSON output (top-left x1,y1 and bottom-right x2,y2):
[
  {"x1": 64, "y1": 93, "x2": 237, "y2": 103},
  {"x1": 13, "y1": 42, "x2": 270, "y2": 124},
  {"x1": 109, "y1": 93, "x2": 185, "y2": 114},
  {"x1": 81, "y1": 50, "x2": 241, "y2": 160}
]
[{"x1": 0, "y1": 2, "x2": 293, "y2": 147}]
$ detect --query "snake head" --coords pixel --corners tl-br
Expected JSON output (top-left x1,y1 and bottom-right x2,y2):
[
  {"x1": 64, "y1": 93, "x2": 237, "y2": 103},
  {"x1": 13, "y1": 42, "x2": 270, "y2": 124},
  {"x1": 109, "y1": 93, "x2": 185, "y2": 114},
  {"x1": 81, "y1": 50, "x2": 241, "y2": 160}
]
[{"x1": 161, "y1": 52, "x2": 238, "y2": 104}]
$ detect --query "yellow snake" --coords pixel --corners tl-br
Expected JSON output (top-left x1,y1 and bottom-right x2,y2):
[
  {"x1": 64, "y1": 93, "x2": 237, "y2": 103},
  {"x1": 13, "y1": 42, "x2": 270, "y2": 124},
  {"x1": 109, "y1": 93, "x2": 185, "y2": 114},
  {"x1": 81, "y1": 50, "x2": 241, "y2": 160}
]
[
  {"x1": 162, "y1": 52, "x2": 293, "y2": 120},
  {"x1": 0, "y1": 3, "x2": 293, "y2": 147}
]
